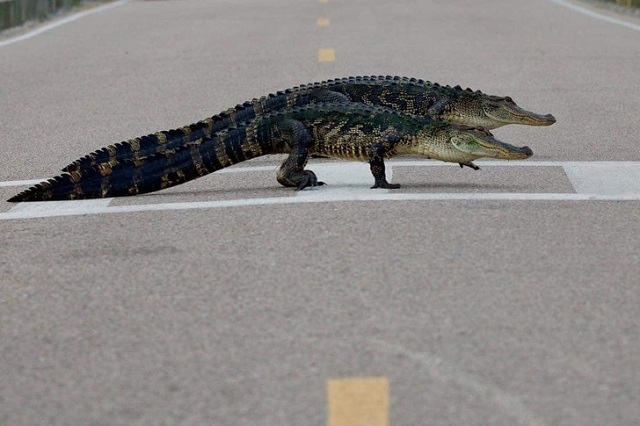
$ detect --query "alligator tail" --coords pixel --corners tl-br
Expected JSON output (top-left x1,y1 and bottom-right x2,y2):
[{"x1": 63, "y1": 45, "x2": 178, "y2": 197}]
[
  {"x1": 9, "y1": 124, "x2": 272, "y2": 202},
  {"x1": 60, "y1": 100, "x2": 267, "y2": 173},
  {"x1": 60, "y1": 89, "x2": 348, "y2": 173}
]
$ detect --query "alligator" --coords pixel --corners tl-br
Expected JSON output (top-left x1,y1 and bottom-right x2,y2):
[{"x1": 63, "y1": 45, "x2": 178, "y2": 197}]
[
  {"x1": 60, "y1": 75, "x2": 554, "y2": 173},
  {"x1": 8, "y1": 102, "x2": 533, "y2": 202}
]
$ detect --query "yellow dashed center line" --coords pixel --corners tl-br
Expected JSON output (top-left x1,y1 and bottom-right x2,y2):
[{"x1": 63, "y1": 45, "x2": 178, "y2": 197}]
[
  {"x1": 317, "y1": 0, "x2": 333, "y2": 63},
  {"x1": 317, "y1": 48, "x2": 335, "y2": 62},
  {"x1": 327, "y1": 377, "x2": 390, "y2": 426}
]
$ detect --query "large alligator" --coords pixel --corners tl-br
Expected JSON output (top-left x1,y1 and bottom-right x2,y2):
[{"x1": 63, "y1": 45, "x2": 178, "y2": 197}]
[
  {"x1": 60, "y1": 76, "x2": 554, "y2": 173},
  {"x1": 8, "y1": 102, "x2": 533, "y2": 202}
]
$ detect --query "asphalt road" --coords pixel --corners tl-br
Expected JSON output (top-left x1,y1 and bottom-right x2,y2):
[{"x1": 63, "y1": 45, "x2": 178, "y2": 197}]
[{"x1": 1, "y1": 0, "x2": 640, "y2": 425}]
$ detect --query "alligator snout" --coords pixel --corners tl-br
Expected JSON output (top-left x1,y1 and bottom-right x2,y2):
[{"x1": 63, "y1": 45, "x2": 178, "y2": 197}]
[
  {"x1": 522, "y1": 146, "x2": 533, "y2": 157},
  {"x1": 543, "y1": 114, "x2": 556, "y2": 124}
]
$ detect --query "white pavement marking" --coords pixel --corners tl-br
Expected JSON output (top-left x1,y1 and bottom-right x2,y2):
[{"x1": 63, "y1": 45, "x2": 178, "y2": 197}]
[
  {"x1": 0, "y1": 179, "x2": 42, "y2": 188},
  {"x1": 2, "y1": 161, "x2": 640, "y2": 220},
  {"x1": 295, "y1": 163, "x2": 391, "y2": 199},
  {"x1": 0, "y1": 160, "x2": 634, "y2": 187},
  {"x1": 563, "y1": 162, "x2": 640, "y2": 195},
  {"x1": 0, "y1": 0, "x2": 131, "y2": 48},
  {"x1": 369, "y1": 338, "x2": 547, "y2": 426},
  {"x1": 6, "y1": 198, "x2": 113, "y2": 216},
  {"x1": 547, "y1": 0, "x2": 640, "y2": 32}
]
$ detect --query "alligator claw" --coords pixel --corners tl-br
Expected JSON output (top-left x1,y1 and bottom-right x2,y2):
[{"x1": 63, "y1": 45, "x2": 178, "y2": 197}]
[
  {"x1": 371, "y1": 179, "x2": 401, "y2": 189},
  {"x1": 296, "y1": 171, "x2": 324, "y2": 190},
  {"x1": 459, "y1": 162, "x2": 481, "y2": 170}
]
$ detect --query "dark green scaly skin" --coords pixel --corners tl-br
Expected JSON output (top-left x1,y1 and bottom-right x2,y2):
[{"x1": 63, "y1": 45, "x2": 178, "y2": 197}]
[
  {"x1": 8, "y1": 102, "x2": 533, "y2": 202},
  {"x1": 60, "y1": 76, "x2": 554, "y2": 173}
]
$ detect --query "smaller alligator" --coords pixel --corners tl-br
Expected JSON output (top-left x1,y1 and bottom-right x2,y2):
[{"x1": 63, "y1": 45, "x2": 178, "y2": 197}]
[
  {"x1": 8, "y1": 102, "x2": 533, "y2": 202},
  {"x1": 60, "y1": 76, "x2": 554, "y2": 173}
]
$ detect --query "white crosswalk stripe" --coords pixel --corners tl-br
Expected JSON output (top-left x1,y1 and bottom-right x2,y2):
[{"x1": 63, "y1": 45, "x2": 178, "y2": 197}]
[{"x1": 2, "y1": 161, "x2": 640, "y2": 220}]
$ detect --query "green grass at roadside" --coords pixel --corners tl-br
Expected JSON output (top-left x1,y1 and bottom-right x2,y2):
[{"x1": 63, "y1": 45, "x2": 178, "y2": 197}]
[
  {"x1": 0, "y1": 0, "x2": 109, "y2": 32},
  {"x1": 602, "y1": 0, "x2": 640, "y2": 7}
]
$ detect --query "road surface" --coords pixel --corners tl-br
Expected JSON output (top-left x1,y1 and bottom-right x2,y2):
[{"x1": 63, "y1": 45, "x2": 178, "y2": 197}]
[{"x1": 1, "y1": 0, "x2": 639, "y2": 424}]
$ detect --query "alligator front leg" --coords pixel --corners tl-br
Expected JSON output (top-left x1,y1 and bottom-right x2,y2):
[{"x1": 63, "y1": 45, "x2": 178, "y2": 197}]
[
  {"x1": 275, "y1": 119, "x2": 324, "y2": 190},
  {"x1": 369, "y1": 142, "x2": 400, "y2": 189}
]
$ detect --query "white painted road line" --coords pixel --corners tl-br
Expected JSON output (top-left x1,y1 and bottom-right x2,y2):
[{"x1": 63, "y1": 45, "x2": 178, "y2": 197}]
[
  {"x1": 547, "y1": 0, "x2": 640, "y2": 32},
  {"x1": 3, "y1": 193, "x2": 640, "y2": 221},
  {"x1": 2, "y1": 161, "x2": 640, "y2": 220},
  {"x1": 295, "y1": 163, "x2": 391, "y2": 199},
  {"x1": 0, "y1": 0, "x2": 131, "y2": 48},
  {"x1": 1, "y1": 160, "x2": 637, "y2": 187},
  {"x1": 0, "y1": 179, "x2": 42, "y2": 188},
  {"x1": 5, "y1": 198, "x2": 113, "y2": 217},
  {"x1": 563, "y1": 162, "x2": 640, "y2": 195}
]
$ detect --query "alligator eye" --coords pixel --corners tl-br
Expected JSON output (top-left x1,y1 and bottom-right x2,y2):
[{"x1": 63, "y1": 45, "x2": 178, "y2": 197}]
[{"x1": 504, "y1": 96, "x2": 514, "y2": 103}]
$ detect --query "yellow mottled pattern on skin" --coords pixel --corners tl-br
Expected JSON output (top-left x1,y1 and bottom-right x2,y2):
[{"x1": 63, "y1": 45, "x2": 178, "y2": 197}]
[
  {"x1": 286, "y1": 94, "x2": 297, "y2": 109},
  {"x1": 132, "y1": 158, "x2": 145, "y2": 167},
  {"x1": 314, "y1": 122, "x2": 373, "y2": 161},
  {"x1": 181, "y1": 126, "x2": 192, "y2": 144},
  {"x1": 241, "y1": 130, "x2": 263, "y2": 158},
  {"x1": 129, "y1": 138, "x2": 141, "y2": 158},
  {"x1": 95, "y1": 163, "x2": 113, "y2": 176},
  {"x1": 189, "y1": 145, "x2": 207, "y2": 177},
  {"x1": 100, "y1": 179, "x2": 111, "y2": 197},
  {"x1": 155, "y1": 131, "x2": 168, "y2": 145},
  {"x1": 68, "y1": 170, "x2": 82, "y2": 183},
  {"x1": 159, "y1": 173, "x2": 172, "y2": 189},
  {"x1": 71, "y1": 182, "x2": 84, "y2": 199},
  {"x1": 106, "y1": 145, "x2": 117, "y2": 164},
  {"x1": 214, "y1": 131, "x2": 233, "y2": 167},
  {"x1": 252, "y1": 97, "x2": 267, "y2": 115},
  {"x1": 201, "y1": 118, "x2": 214, "y2": 138},
  {"x1": 222, "y1": 107, "x2": 239, "y2": 128}
]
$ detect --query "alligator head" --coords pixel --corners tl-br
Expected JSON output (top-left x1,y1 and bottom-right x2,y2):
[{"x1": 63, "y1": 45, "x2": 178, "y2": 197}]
[
  {"x1": 412, "y1": 123, "x2": 533, "y2": 167},
  {"x1": 450, "y1": 126, "x2": 533, "y2": 160},
  {"x1": 429, "y1": 89, "x2": 556, "y2": 129}
]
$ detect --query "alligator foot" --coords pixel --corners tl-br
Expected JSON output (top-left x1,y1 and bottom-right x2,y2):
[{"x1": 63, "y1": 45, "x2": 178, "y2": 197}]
[
  {"x1": 296, "y1": 171, "x2": 325, "y2": 190},
  {"x1": 371, "y1": 179, "x2": 401, "y2": 189},
  {"x1": 459, "y1": 162, "x2": 480, "y2": 170}
]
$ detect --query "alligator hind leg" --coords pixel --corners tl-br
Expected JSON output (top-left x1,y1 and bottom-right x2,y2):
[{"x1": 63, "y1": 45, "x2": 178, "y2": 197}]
[{"x1": 275, "y1": 119, "x2": 324, "y2": 190}]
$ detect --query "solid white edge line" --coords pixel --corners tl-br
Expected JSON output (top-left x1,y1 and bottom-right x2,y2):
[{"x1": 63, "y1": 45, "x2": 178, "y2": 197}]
[
  {"x1": 3, "y1": 161, "x2": 640, "y2": 221},
  {"x1": 0, "y1": 0, "x2": 131, "y2": 48},
  {"x1": 0, "y1": 179, "x2": 43, "y2": 187},
  {"x1": 547, "y1": 0, "x2": 640, "y2": 32},
  {"x1": 2, "y1": 192, "x2": 640, "y2": 221}
]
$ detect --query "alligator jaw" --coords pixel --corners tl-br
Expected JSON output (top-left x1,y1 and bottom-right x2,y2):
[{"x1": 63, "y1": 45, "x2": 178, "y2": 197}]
[
  {"x1": 486, "y1": 99, "x2": 556, "y2": 128},
  {"x1": 474, "y1": 140, "x2": 533, "y2": 160},
  {"x1": 451, "y1": 127, "x2": 533, "y2": 161}
]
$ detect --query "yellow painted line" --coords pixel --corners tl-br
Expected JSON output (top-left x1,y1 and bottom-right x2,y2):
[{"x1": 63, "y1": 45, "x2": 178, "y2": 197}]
[
  {"x1": 327, "y1": 377, "x2": 389, "y2": 426},
  {"x1": 317, "y1": 18, "x2": 330, "y2": 27},
  {"x1": 317, "y1": 48, "x2": 335, "y2": 62}
]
